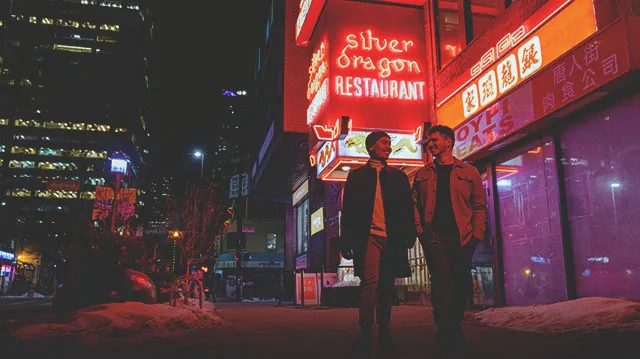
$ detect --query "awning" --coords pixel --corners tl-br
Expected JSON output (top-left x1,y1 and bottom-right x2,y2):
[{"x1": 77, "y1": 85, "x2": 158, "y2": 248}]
[{"x1": 214, "y1": 252, "x2": 284, "y2": 270}]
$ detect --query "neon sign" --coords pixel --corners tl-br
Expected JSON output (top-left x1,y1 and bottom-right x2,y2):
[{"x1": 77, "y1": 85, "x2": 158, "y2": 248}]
[
  {"x1": 0, "y1": 250, "x2": 15, "y2": 261},
  {"x1": 296, "y1": 0, "x2": 327, "y2": 46},
  {"x1": 333, "y1": 30, "x2": 425, "y2": 101},
  {"x1": 308, "y1": 41, "x2": 328, "y2": 100},
  {"x1": 337, "y1": 30, "x2": 420, "y2": 78},
  {"x1": 314, "y1": 129, "x2": 424, "y2": 181},
  {"x1": 307, "y1": 78, "x2": 329, "y2": 124}
]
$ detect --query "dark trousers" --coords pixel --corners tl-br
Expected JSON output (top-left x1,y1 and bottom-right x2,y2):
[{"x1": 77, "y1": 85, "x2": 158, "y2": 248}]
[
  {"x1": 359, "y1": 235, "x2": 395, "y2": 329},
  {"x1": 422, "y1": 232, "x2": 477, "y2": 335}
]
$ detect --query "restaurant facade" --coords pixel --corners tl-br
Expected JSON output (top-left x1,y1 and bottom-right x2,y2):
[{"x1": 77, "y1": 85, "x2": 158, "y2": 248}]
[{"x1": 280, "y1": 0, "x2": 640, "y2": 306}]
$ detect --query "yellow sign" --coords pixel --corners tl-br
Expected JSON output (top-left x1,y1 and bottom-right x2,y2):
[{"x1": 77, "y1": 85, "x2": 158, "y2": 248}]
[{"x1": 310, "y1": 207, "x2": 324, "y2": 235}]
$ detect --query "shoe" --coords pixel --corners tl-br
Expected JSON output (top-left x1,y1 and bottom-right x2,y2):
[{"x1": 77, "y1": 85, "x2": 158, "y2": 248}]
[
  {"x1": 378, "y1": 327, "x2": 398, "y2": 352},
  {"x1": 353, "y1": 327, "x2": 373, "y2": 358}
]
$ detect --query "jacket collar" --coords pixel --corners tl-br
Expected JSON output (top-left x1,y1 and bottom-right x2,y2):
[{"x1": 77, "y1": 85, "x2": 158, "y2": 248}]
[{"x1": 425, "y1": 157, "x2": 465, "y2": 170}]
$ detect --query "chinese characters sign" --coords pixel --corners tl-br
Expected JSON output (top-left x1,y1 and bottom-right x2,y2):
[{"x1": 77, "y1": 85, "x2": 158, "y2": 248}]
[
  {"x1": 532, "y1": 19, "x2": 632, "y2": 117},
  {"x1": 437, "y1": 0, "x2": 597, "y2": 128},
  {"x1": 452, "y1": 17, "x2": 637, "y2": 160}
]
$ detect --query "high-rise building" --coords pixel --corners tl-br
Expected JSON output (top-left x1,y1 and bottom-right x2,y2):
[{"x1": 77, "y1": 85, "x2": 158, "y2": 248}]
[{"x1": 0, "y1": 0, "x2": 152, "y2": 287}]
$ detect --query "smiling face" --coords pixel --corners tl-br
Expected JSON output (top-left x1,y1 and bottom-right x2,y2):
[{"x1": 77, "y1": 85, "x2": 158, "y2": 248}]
[
  {"x1": 427, "y1": 131, "x2": 452, "y2": 159},
  {"x1": 369, "y1": 136, "x2": 392, "y2": 160}
]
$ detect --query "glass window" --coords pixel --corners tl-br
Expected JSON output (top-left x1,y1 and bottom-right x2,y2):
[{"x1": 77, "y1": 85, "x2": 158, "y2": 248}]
[
  {"x1": 10, "y1": 189, "x2": 31, "y2": 197},
  {"x1": 9, "y1": 160, "x2": 35, "y2": 169},
  {"x1": 39, "y1": 148, "x2": 63, "y2": 156},
  {"x1": 11, "y1": 146, "x2": 36, "y2": 155},
  {"x1": 267, "y1": 233, "x2": 277, "y2": 251},
  {"x1": 496, "y1": 139, "x2": 567, "y2": 305},
  {"x1": 560, "y1": 94, "x2": 640, "y2": 300},
  {"x1": 38, "y1": 162, "x2": 78, "y2": 171},
  {"x1": 80, "y1": 191, "x2": 95, "y2": 200},
  {"x1": 0, "y1": 118, "x2": 8, "y2": 125},
  {"x1": 0, "y1": 145, "x2": 5, "y2": 153},
  {"x1": 469, "y1": 0, "x2": 500, "y2": 42},
  {"x1": 15, "y1": 119, "x2": 40, "y2": 127},
  {"x1": 296, "y1": 198, "x2": 310, "y2": 255},
  {"x1": 435, "y1": 0, "x2": 464, "y2": 68}
]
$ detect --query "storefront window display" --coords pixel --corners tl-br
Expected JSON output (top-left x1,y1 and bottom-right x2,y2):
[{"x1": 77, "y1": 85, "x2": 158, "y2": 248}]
[
  {"x1": 296, "y1": 198, "x2": 310, "y2": 255},
  {"x1": 496, "y1": 139, "x2": 567, "y2": 306},
  {"x1": 560, "y1": 94, "x2": 640, "y2": 300}
]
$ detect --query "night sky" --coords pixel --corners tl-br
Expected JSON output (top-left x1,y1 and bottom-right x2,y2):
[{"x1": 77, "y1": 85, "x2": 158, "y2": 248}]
[{"x1": 149, "y1": 1, "x2": 261, "y2": 179}]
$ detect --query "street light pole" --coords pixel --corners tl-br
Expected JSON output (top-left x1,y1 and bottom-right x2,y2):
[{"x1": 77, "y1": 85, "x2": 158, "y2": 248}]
[{"x1": 194, "y1": 151, "x2": 204, "y2": 180}]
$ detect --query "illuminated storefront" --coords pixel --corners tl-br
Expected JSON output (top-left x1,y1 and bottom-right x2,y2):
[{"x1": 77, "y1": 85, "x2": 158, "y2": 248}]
[
  {"x1": 436, "y1": 0, "x2": 640, "y2": 305},
  {"x1": 284, "y1": 0, "x2": 640, "y2": 306}
]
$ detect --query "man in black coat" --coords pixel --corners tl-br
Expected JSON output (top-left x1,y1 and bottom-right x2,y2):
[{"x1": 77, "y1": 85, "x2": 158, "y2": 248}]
[{"x1": 340, "y1": 131, "x2": 416, "y2": 355}]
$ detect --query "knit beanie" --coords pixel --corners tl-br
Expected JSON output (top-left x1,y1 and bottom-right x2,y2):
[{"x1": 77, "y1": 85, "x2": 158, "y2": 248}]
[{"x1": 365, "y1": 131, "x2": 391, "y2": 152}]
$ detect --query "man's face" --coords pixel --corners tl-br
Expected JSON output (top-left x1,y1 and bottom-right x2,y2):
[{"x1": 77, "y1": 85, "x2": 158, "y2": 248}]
[
  {"x1": 427, "y1": 132, "x2": 452, "y2": 158},
  {"x1": 370, "y1": 136, "x2": 392, "y2": 159}
]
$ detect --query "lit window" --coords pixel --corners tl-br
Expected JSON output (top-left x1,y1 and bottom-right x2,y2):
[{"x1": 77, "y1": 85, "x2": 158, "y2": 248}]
[
  {"x1": 86, "y1": 165, "x2": 94, "y2": 172},
  {"x1": 80, "y1": 191, "x2": 95, "y2": 200},
  {"x1": 38, "y1": 148, "x2": 64, "y2": 156},
  {"x1": 115, "y1": 127, "x2": 127, "y2": 133},
  {"x1": 38, "y1": 162, "x2": 78, "y2": 171},
  {"x1": 72, "y1": 123, "x2": 85, "y2": 130},
  {"x1": 11, "y1": 146, "x2": 36, "y2": 155},
  {"x1": 82, "y1": 22, "x2": 97, "y2": 30},
  {"x1": 10, "y1": 189, "x2": 31, "y2": 198},
  {"x1": 67, "y1": 149, "x2": 84, "y2": 157},
  {"x1": 97, "y1": 35, "x2": 117, "y2": 43},
  {"x1": 62, "y1": 20, "x2": 80, "y2": 28},
  {"x1": 99, "y1": 24, "x2": 120, "y2": 32},
  {"x1": 86, "y1": 124, "x2": 110, "y2": 132},
  {"x1": 9, "y1": 160, "x2": 35, "y2": 169},
  {"x1": 53, "y1": 44, "x2": 92, "y2": 53},
  {"x1": 85, "y1": 150, "x2": 107, "y2": 159},
  {"x1": 0, "y1": 159, "x2": 3, "y2": 166},
  {"x1": 36, "y1": 190, "x2": 78, "y2": 199},
  {"x1": 0, "y1": 145, "x2": 4, "y2": 153},
  {"x1": 0, "y1": 119, "x2": 7, "y2": 126},
  {"x1": 29, "y1": 16, "x2": 38, "y2": 24},
  {"x1": 41, "y1": 18, "x2": 54, "y2": 25},
  {"x1": 267, "y1": 233, "x2": 277, "y2": 250},
  {"x1": 15, "y1": 119, "x2": 40, "y2": 127},
  {"x1": 86, "y1": 177, "x2": 105, "y2": 186},
  {"x1": 43, "y1": 121, "x2": 73, "y2": 130}
]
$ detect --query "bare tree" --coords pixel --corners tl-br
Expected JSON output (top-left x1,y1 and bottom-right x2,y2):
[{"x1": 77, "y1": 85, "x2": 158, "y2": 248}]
[{"x1": 167, "y1": 181, "x2": 228, "y2": 307}]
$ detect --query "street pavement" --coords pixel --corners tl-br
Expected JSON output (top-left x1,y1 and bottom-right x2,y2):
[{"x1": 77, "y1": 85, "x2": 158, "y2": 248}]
[{"x1": 2, "y1": 300, "x2": 638, "y2": 359}]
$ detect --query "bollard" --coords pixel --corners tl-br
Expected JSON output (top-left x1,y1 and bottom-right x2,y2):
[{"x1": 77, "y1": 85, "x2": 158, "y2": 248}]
[{"x1": 299, "y1": 269, "x2": 305, "y2": 306}]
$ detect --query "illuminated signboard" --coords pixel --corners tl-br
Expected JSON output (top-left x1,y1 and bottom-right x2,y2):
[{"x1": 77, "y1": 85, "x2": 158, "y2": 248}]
[
  {"x1": 305, "y1": 0, "x2": 428, "y2": 132},
  {"x1": 296, "y1": 0, "x2": 327, "y2": 46},
  {"x1": 0, "y1": 250, "x2": 15, "y2": 261},
  {"x1": 310, "y1": 207, "x2": 325, "y2": 235},
  {"x1": 314, "y1": 128, "x2": 424, "y2": 181},
  {"x1": 333, "y1": 29, "x2": 426, "y2": 101},
  {"x1": 292, "y1": 180, "x2": 309, "y2": 206},
  {"x1": 453, "y1": 18, "x2": 636, "y2": 160},
  {"x1": 437, "y1": 0, "x2": 597, "y2": 128},
  {"x1": 110, "y1": 158, "x2": 128, "y2": 174}
]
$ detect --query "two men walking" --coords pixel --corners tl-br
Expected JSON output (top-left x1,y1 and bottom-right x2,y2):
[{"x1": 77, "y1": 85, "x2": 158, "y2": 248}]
[{"x1": 340, "y1": 126, "x2": 487, "y2": 355}]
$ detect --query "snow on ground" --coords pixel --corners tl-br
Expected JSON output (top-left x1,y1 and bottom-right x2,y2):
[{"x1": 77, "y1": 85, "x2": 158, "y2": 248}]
[
  {"x1": 1, "y1": 292, "x2": 49, "y2": 298},
  {"x1": 13, "y1": 299, "x2": 230, "y2": 341},
  {"x1": 474, "y1": 297, "x2": 640, "y2": 333}
]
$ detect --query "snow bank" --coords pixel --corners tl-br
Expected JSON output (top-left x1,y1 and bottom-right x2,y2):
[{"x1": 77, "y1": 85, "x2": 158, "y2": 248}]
[
  {"x1": 474, "y1": 297, "x2": 640, "y2": 333},
  {"x1": 13, "y1": 300, "x2": 230, "y2": 340},
  {"x1": 2, "y1": 292, "x2": 49, "y2": 298}
]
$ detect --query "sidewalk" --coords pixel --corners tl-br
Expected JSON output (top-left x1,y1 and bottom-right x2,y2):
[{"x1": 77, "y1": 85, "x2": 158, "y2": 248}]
[{"x1": 6, "y1": 302, "x2": 638, "y2": 359}]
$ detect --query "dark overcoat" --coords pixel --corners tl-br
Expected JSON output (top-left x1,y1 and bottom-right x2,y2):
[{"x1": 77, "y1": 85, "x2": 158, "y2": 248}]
[{"x1": 340, "y1": 163, "x2": 416, "y2": 279}]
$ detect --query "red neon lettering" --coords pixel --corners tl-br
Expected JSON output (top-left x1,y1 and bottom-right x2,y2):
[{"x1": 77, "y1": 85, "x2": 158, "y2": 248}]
[
  {"x1": 309, "y1": 153, "x2": 317, "y2": 167},
  {"x1": 336, "y1": 30, "x2": 420, "y2": 79},
  {"x1": 307, "y1": 41, "x2": 328, "y2": 100},
  {"x1": 334, "y1": 75, "x2": 425, "y2": 101}
]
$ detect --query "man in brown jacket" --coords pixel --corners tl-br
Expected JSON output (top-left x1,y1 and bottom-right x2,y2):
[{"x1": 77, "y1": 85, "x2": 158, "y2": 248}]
[{"x1": 412, "y1": 125, "x2": 487, "y2": 352}]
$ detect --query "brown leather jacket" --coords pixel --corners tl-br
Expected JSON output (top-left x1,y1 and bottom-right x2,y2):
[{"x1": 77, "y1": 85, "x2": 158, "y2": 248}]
[{"x1": 412, "y1": 158, "x2": 487, "y2": 246}]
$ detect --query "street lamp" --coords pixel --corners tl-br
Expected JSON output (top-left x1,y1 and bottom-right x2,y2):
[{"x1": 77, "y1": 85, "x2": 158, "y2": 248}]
[
  {"x1": 194, "y1": 151, "x2": 204, "y2": 180},
  {"x1": 611, "y1": 182, "x2": 620, "y2": 226}
]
